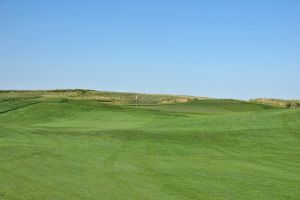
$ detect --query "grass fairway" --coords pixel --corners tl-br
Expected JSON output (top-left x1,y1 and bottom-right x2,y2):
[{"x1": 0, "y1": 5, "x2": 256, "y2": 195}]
[{"x1": 0, "y1": 97, "x2": 300, "y2": 199}]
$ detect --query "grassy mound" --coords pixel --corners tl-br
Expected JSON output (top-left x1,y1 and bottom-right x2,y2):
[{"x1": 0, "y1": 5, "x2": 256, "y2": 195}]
[{"x1": 134, "y1": 99, "x2": 276, "y2": 114}]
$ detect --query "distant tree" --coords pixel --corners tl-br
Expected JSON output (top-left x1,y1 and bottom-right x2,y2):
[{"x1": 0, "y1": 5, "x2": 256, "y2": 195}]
[
  {"x1": 286, "y1": 102, "x2": 299, "y2": 109},
  {"x1": 286, "y1": 103, "x2": 292, "y2": 108},
  {"x1": 78, "y1": 90, "x2": 86, "y2": 97}
]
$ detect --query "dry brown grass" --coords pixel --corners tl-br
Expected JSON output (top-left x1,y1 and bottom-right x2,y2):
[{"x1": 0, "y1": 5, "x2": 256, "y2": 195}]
[
  {"x1": 250, "y1": 98, "x2": 300, "y2": 108},
  {"x1": 0, "y1": 90, "x2": 201, "y2": 105}
]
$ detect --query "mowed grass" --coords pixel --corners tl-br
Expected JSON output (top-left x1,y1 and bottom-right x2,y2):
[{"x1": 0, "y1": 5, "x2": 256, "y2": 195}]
[
  {"x1": 134, "y1": 99, "x2": 275, "y2": 114},
  {"x1": 0, "y1": 98, "x2": 300, "y2": 199}
]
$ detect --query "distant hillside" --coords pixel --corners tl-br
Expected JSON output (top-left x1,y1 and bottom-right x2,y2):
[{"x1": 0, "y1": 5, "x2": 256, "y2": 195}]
[
  {"x1": 250, "y1": 98, "x2": 300, "y2": 108},
  {"x1": 0, "y1": 89, "x2": 203, "y2": 105}
]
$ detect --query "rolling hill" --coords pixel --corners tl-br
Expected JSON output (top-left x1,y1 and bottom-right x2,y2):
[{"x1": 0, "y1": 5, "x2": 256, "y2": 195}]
[{"x1": 0, "y1": 91, "x2": 299, "y2": 200}]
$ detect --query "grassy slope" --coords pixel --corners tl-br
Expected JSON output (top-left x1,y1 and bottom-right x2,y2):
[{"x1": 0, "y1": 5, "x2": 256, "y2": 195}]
[
  {"x1": 0, "y1": 98, "x2": 299, "y2": 199},
  {"x1": 134, "y1": 99, "x2": 276, "y2": 114}
]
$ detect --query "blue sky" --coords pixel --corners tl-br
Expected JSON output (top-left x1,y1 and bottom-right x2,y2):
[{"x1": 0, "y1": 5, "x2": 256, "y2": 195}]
[{"x1": 0, "y1": 0, "x2": 299, "y2": 99}]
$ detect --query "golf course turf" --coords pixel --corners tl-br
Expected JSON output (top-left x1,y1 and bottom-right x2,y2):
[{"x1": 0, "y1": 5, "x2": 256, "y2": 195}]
[{"x1": 0, "y1": 97, "x2": 299, "y2": 199}]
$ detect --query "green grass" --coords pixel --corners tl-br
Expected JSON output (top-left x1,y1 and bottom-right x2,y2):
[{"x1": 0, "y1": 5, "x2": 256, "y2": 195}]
[
  {"x1": 0, "y1": 97, "x2": 299, "y2": 199},
  {"x1": 133, "y1": 99, "x2": 276, "y2": 114}
]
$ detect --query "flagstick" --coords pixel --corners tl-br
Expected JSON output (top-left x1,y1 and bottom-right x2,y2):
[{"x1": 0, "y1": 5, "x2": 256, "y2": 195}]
[{"x1": 136, "y1": 95, "x2": 138, "y2": 108}]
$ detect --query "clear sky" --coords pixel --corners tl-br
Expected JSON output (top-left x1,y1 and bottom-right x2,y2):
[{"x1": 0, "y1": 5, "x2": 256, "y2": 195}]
[{"x1": 0, "y1": 0, "x2": 299, "y2": 99}]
